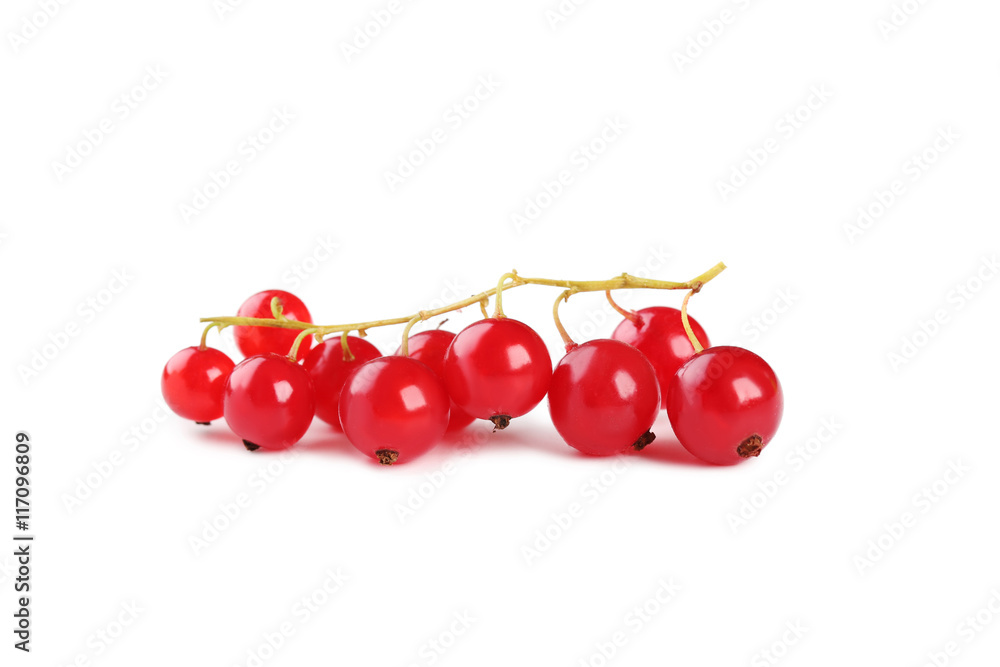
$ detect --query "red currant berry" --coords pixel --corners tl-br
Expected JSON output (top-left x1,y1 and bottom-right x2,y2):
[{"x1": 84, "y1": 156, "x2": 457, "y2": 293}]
[
  {"x1": 612, "y1": 306, "x2": 709, "y2": 409},
  {"x1": 395, "y1": 330, "x2": 475, "y2": 432},
  {"x1": 339, "y1": 356, "x2": 450, "y2": 465},
  {"x1": 161, "y1": 346, "x2": 235, "y2": 424},
  {"x1": 666, "y1": 346, "x2": 783, "y2": 465},
  {"x1": 223, "y1": 354, "x2": 316, "y2": 451},
  {"x1": 548, "y1": 339, "x2": 660, "y2": 456},
  {"x1": 303, "y1": 336, "x2": 381, "y2": 430},
  {"x1": 442, "y1": 318, "x2": 552, "y2": 429},
  {"x1": 233, "y1": 290, "x2": 313, "y2": 359}
]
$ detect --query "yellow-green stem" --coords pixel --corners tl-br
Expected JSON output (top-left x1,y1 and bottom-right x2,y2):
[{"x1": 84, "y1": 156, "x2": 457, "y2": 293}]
[{"x1": 199, "y1": 263, "x2": 727, "y2": 353}]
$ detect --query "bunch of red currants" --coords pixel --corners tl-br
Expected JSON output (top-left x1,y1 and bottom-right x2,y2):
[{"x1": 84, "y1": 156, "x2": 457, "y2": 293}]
[{"x1": 162, "y1": 280, "x2": 782, "y2": 466}]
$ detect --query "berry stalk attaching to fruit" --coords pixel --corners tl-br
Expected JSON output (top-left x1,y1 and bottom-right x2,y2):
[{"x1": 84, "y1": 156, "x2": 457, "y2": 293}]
[
  {"x1": 680, "y1": 283, "x2": 706, "y2": 353},
  {"x1": 400, "y1": 313, "x2": 428, "y2": 357},
  {"x1": 553, "y1": 289, "x2": 579, "y2": 350},
  {"x1": 288, "y1": 327, "x2": 320, "y2": 362},
  {"x1": 340, "y1": 331, "x2": 354, "y2": 361},
  {"x1": 199, "y1": 322, "x2": 223, "y2": 351},
  {"x1": 492, "y1": 270, "x2": 520, "y2": 318},
  {"x1": 605, "y1": 290, "x2": 639, "y2": 325}
]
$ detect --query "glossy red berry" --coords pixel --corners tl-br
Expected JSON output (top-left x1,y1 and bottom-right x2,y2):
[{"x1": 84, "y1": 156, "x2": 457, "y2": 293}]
[
  {"x1": 666, "y1": 346, "x2": 783, "y2": 465},
  {"x1": 223, "y1": 354, "x2": 316, "y2": 451},
  {"x1": 303, "y1": 336, "x2": 381, "y2": 430},
  {"x1": 612, "y1": 306, "x2": 709, "y2": 409},
  {"x1": 339, "y1": 356, "x2": 450, "y2": 465},
  {"x1": 442, "y1": 318, "x2": 552, "y2": 429},
  {"x1": 233, "y1": 290, "x2": 313, "y2": 359},
  {"x1": 548, "y1": 339, "x2": 660, "y2": 456},
  {"x1": 395, "y1": 330, "x2": 475, "y2": 432},
  {"x1": 161, "y1": 346, "x2": 236, "y2": 424}
]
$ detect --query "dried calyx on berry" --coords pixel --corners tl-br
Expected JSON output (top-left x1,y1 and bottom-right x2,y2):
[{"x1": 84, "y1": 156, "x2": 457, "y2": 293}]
[
  {"x1": 737, "y1": 434, "x2": 764, "y2": 458},
  {"x1": 490, "y1": 415, "x2": 512, "y2": 431},
  {"x1": 375, "y1": 449, "x2": 399, "y2": 466},
  {"x1": 632, "y1": 431, "x2": 656, "y2": 451}
]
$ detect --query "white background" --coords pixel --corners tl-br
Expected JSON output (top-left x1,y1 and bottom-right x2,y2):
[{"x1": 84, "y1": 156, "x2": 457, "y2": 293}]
[{"x1": 2, "y1": 0, "x2": 999, "y2": 664}]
